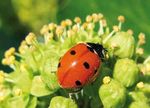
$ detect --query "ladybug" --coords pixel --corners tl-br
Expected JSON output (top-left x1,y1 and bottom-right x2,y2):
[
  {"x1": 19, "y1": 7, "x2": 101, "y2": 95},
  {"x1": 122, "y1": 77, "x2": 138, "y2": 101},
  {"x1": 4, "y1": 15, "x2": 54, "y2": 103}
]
[{"x1": 57, "y1": 43, "x2": 106, "y2": 90}]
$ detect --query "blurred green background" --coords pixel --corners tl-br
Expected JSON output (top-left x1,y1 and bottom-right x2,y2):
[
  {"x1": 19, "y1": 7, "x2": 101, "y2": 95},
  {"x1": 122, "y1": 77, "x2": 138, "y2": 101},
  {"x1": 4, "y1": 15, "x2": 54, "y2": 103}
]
[{"x1": 0, "y1": 0, "x2": 150, "y2": 70}]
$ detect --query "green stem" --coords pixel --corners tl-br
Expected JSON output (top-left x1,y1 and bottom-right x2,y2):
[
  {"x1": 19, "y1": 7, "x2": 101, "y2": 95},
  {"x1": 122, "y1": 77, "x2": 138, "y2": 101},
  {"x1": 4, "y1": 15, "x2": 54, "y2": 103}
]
[
  {"x1": 144, "y1": 56, "x2": 150, "y2": 64},
  {"x1": 103, "y1": 30, "x2": 115, "y2": 44}
]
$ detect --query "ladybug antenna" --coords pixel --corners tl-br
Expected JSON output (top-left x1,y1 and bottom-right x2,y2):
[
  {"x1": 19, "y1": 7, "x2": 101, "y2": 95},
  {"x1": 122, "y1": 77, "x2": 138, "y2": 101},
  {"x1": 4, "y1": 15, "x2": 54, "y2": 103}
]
[{"x1": 87, "y1": 43, "x2": 107, "y2": 61}]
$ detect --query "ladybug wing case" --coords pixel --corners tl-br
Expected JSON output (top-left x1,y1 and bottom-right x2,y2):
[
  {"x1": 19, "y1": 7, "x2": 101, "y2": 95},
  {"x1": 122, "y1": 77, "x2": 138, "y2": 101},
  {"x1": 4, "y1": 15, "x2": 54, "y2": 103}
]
[{"x1": 57, "y1": 43, "x2": 101, "y2": 89}]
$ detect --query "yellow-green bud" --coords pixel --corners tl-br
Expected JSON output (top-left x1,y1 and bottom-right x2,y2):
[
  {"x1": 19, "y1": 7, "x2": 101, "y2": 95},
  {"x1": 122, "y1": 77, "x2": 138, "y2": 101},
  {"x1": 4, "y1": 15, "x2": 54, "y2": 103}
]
[
  {"x1": 127, "y1": 29, "x2": 134, "y2": 35},
  {"x1": 25, "y1": 32, "x2": 36, "y2": 45},
  {"x1": 98, "y1": 13, "x2": 103, "y2": 20},
  {"x1": 137, "y1": 82, "x2": 144, "y2": 89},
  {"x1": 128, "y1": 92, "x2": 149, "y2": 108},
  {"x1": 87, "y1": 23, "x2": 94, "y2": 30},
  {"x1": 137, "y1": 83, "x2": 150, "y2": 95},
  {"x1": 20, "y1": 63, "x2": 28, "y2": 72},
  {"x1": 138, "y1": 33, "x2": 145, "y2": 45},
  {"x1": 129, "y1": 91, "x2": 148, "y2": 102},
  {"x1": 113, "y1": 58, "x2": 139, "y2": 87},
  {"x1": 86, "y1": 15, "x2": 92, "y2": 22},
  {"x1": 49, "y1": 96, "x2": 78, "y2": 108},
  {"x1": 82, "y1": 22, "x2": 88, "y2": 30},
  {"x1": 106, "y1": 31, "x2": 135, "y2": 58},
  {"x1": 40, "y1": 25, "x2": 49, "y2": 35},
  {"x1": 0, "y1": 86, "x2": 10, "y2": 102},
  {"x1": 145, "y1": 63, "x2": 150, "y2": 72},
  {"x1": 0, "y1": 89, "x2": 5, "y2": 101},
  {"x1": 74, "y1": 17, "x2": 81, "y2": 24},
  {"x1": 72, "y1": 25, "x2": 78, "y2": 32},
  {"x1": 2, "y1": 58, "x2": 8, "y2": 65},
  {"x1": 20, "y1": 40, "x2": 27, "y2": 46},
  {"x1": 102, "y1": 19, "x2": 107, "y2": 27},
  {"x1": 65, "y1": 19, "x2": 72, "y2": 26},
  {"x1": 56, "y1": 26, "x2": 64, "y2": 36},
  {"x1": 18, "y1": 44, "x2": 28, "y2": 54},
  {"x1": 4, "y1": 47, "x2": 15, "y2": 58},
  {"x1": 48, "y1": 23, "x2": 56, "y2": 31},
  {"x1": 14, "y1": 88, "x2": 22, "y2": 96},
  {"x1": 136, "y1": 48, "x2": 144, "y2": 55},
  {"x1": 103, "y1": 76, "x2": 111, "y2": 84},
  {"x1": 92, "y1": 13, "x2": 99, "y2": 22},
  {"x1": 2, "y1": 56, "x2": 15, "y2": 65},
  {"x1": 118, "y1": 15, "x2": 125, "y2": 23},
  {"x1": 67, "y1": 30, "x2": 75, "y2": 37},
  {"x1": 129, "y1": 101, "x2": 149, "y2": 108},
  {"x1": 0, "y1": 71, "x2": 5, "y2": 84},
  {"x1": 30, "y1": 76, "x2": 53, "y2": 97},
  {"x1": 99, "y1": 79, "x2": 126, "y2": 108},
  {"x1": 61, "y1": 20, "x2": 67, "y2": 27},
  {"x1": 113, "y1": 25, "x2": 119, "y2": 32}
]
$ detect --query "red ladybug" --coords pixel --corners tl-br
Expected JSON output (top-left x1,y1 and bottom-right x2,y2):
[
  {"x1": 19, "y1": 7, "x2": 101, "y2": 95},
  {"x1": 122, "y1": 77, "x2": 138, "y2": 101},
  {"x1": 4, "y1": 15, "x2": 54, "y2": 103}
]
[{"x1": 57, "y1": 43, "x2": 106, "y2": 89}]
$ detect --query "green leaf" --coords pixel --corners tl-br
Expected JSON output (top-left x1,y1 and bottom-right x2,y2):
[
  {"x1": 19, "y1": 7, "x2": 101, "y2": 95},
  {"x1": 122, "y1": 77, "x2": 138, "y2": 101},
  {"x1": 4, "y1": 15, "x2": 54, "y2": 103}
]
[
  {"x1": 30, "y1": 76, "x2": 53, "y2": 97},
  {"x1": 48, "y1": 96, "x2": 78, "y2": 108}
]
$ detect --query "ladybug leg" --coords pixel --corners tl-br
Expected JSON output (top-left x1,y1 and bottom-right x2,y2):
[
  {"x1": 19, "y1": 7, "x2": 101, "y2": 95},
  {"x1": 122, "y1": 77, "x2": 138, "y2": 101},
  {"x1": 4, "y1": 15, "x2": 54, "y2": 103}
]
[
  {"x1": 69, "y1": 92, "x2": 74, "y2": 99},
  {"x1": 75, "y1": 92, "x2": 79, "y2": 99},
  {"x1": 80, "y1": 89, "x2": 83, "y2": 97},
  {"x1": 68, "y1": 87, "x2": 82, "y2": 99},
  {"x1": 73, "y1": 87, "x2": 82, "y2": 93}
]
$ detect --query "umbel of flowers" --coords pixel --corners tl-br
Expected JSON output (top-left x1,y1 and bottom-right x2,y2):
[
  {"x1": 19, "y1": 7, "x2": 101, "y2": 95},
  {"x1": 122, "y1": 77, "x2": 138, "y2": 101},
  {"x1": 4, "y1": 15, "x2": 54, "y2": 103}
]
[{"x1": 0, "y1": 13, "x2": 150, "y2": 108}]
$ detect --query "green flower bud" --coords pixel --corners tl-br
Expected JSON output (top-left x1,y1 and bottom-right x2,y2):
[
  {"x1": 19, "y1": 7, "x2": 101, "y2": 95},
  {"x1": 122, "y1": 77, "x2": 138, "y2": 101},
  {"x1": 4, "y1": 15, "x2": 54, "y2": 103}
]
[
  {"x1": 99, "y1": 78, "x2": 126, "y2": 108},
  {"x1": 128, "y1": 91, "x2": 148, "y2": 102},
  {"x1": 113, "y1": 58, "x2": 139, "y2": 87},
  {"x1": 106, "y1": 31, "x2": 135, "y2": 58},
  {"x1": 136, "y1": 83, "x2": 150, "y2": 97},
  {"x1": 49, "y1": 96, "x2": 78, "y2": 108},
  {"x1": 129, "y1": 101, "x2": 149, "y2": 108}
]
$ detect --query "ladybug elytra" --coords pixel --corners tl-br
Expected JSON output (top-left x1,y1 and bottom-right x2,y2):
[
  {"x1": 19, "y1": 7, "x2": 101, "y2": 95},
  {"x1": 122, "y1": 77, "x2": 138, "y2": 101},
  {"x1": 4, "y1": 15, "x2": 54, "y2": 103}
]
[{"x1": 57, "y1": 43, "x2": 106, "y2": 90}]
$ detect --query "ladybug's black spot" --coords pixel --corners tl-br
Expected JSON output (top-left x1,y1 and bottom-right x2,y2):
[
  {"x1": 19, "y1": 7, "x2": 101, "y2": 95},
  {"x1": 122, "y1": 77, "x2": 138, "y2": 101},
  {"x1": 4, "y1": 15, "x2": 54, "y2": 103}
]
[
  {"x1": 70, "y1": 50, "x2": 76, "y2": 55},
  {"x1": 58, "y1": 62, "x2": 61, "y2": 68},
  {"x1": 83, "y1": 62, "x2": 90, "y2": 69},
  {"x1": 87, "y1": 46, "x2": 94, "y2": 53},
  {"x1": 75, "y1": 80, "x2": 82, "y2": 86}
]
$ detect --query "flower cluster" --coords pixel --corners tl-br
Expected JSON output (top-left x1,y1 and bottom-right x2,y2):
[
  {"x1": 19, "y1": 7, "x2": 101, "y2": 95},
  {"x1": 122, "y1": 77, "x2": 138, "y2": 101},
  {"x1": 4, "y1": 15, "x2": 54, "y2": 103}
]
[{"x1": 0, "y1": 13, "x2": 150, "y2": 108}]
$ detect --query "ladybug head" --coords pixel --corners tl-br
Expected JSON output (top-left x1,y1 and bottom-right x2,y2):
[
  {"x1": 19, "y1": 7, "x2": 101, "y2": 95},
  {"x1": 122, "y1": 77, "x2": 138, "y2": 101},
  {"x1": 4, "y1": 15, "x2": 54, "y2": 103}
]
[{"x1": 87, "y1": 42, "x2": 107, "y2": 61}]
